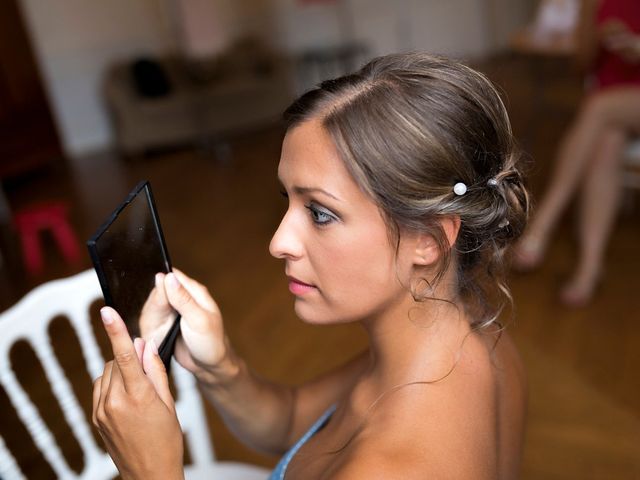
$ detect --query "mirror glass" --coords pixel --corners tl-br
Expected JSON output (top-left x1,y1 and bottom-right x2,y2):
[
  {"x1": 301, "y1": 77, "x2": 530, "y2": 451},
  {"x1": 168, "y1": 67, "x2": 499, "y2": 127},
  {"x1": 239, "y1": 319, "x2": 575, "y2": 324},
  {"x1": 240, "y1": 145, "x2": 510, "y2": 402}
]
[{"x1": 89, "y1": 183, "x2": 176, "y2": 351}]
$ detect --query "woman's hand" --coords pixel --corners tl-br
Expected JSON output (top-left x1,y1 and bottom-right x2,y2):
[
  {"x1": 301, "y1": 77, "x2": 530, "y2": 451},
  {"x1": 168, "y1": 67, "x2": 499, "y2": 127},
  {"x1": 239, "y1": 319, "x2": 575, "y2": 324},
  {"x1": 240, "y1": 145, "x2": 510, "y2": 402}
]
[
  {"x1": 93, "y1": 307, "x2": 184, "y2": 480},
  {"x1": 138, "y1": 274, "x2": 176, "y2": 347},
  {"x1": 151, "y1": 269, "x2": 237, "y2": 385}
]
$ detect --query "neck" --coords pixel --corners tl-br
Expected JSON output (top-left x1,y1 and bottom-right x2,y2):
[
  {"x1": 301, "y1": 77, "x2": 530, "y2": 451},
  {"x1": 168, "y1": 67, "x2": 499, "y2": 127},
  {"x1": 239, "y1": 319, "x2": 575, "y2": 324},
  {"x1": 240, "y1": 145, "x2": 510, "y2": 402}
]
[
  {"x1": 349, "y1": 273, "x2": 473, "y2": 416},
  {"x1": 366, "y1": 293, "x2": 468, "y2": 380}
]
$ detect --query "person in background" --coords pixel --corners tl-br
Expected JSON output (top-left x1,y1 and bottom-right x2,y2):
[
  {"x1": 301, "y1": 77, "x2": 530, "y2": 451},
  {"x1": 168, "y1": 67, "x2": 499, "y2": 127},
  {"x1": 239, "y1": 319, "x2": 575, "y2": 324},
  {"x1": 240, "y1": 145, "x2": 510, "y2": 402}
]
[
  {"x1": 514, "y1": 0, "x2": 640, "y2": 306},
  {"x1": 91, "y1": 53, "x2": 529, "y2": 479}
]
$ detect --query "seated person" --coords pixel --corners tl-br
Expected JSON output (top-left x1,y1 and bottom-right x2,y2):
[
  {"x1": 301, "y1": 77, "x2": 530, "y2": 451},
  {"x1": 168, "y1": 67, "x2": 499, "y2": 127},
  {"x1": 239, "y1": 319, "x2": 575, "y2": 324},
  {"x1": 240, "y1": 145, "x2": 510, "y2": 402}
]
[
  {"x1": 92, "y1": 52, "x2": 529, "y2": 479},
  {"x1": 515, "y1": 0, "x2": 640, "y2": 306}
]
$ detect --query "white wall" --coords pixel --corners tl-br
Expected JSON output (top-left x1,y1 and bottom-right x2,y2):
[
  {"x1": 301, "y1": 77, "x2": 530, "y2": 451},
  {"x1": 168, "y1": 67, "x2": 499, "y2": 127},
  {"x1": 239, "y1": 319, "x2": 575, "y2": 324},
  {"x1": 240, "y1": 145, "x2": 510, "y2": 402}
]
[
  {"x1": 251, "y1": 0, "x2": 533, "y2": 58},
  {"x1": 174, "y1": 0, "x2": 238, "y2": 58},
  {"x1": 18, "y1": 0, "x2": 172, "y2": 158},
  {"x1": 485, "y1": 0, "x2": 536, "y2": 49},
  {"x1": 18, "y1": 0, "x2": 532, "y2": 159}
]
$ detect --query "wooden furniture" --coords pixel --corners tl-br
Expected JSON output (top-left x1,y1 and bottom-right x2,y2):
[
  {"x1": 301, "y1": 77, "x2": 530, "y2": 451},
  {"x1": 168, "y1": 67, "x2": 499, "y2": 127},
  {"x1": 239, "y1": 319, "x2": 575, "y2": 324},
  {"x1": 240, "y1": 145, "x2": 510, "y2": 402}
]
[
  {"x1": 509, "y1": 2, "x2": 582, "y2": 146},
  {"x1": 510, "y1": 25, "x2": 576, "y2": 57},
  {"x1": 0, "y1": 0, "x2": 62, "y2": 179},
  {"x1": 0, "y1": 270, "x2": 270, "y2": 479}
]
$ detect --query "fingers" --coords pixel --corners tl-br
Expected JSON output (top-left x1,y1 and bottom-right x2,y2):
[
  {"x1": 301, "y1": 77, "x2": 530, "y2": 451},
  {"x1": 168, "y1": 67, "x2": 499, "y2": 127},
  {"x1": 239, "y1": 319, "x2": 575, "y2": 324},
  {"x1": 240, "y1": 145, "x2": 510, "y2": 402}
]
[
  {"x1": 164, "y1": 273, "x2": 211, "y2": 326},
  {"x1": 147, "y1": 273, "x2": 172, "y2": 315},
  {"x1": 155, "y1": 272, "x2": 169, "y2": 304},
  {"x1": 166, "y1": 269, "x2": 228, "y2": 368},
  {"x1": 100, "y1": 307, "x2": 145, "y2": 392},
  {"x1": 134, "y1": 337, "x2": 146, "y2": 364},
  {"x1": 97, "y1": 361, "x2": 113, "y2": 419},
  {"x1": 142, "y1": 339, "x2": 174, "y2": 408},
  {"x1": 92, "y1": 375, "x2": 102, "y2": 426},
  {"x1": 93, "y1": 359, "x2": 113, "y2": 430},
  {"x1": 139, "y1": 273, "x2": 174, "y2": 340},
  {"x1": 172, "y1": 269, "x2": 219, "y2": 313},
  {"x1": 100, "y1": 361, "x2": 114, "y2": 400}
]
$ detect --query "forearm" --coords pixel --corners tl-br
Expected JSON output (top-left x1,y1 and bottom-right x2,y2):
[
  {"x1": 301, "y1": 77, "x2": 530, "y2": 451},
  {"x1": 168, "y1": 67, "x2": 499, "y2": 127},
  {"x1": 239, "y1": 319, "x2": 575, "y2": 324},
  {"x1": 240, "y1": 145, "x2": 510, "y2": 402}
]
[
  {"x1": 195, "y1": 346, "x2": 294, "y2": 455},
  {"x1": 195, "y1": 345, "x2": 371, "y2": 455}
]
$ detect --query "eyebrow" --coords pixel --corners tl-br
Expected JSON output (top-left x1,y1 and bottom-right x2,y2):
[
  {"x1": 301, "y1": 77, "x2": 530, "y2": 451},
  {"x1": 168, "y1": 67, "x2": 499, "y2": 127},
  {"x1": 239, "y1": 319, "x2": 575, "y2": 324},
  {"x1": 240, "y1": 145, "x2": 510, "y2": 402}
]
[{"x1": 278, "y1": 180, "x2": 342, "y2": 202}]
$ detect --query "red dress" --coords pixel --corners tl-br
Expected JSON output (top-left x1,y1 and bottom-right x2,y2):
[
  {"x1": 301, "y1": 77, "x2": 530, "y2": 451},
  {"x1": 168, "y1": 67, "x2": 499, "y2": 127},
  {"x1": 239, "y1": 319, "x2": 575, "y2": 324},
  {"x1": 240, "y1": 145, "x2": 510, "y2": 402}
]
[{"x1": 594, "y1": 0, "x2": 640, "y2": 90}]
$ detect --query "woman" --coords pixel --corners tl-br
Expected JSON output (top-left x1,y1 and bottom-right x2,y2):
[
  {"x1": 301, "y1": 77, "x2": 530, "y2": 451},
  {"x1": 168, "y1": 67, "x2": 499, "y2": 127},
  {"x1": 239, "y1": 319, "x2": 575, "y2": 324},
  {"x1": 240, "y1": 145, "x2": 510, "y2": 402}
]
[
  {"x1": 92, "y1": 53, "x2": 529, "y2": 479},
  {"x1": 514, "y1": 0, "x2": 640, "y2": 306}
]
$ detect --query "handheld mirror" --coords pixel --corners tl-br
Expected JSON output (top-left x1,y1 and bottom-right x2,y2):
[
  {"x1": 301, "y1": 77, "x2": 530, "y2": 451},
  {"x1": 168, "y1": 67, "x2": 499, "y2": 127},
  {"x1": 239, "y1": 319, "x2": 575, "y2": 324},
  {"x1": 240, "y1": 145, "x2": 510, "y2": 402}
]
[{"x1": 87, "y1": 181, "x2": 180, "y2": 370}]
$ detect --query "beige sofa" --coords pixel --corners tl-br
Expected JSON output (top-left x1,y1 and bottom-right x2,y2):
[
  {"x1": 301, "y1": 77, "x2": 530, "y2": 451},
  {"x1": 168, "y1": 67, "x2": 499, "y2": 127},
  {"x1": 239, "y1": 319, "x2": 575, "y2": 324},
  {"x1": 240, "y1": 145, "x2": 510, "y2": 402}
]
[{"x1": 104, "y1": 43, "x2": 294, "y2": 156}]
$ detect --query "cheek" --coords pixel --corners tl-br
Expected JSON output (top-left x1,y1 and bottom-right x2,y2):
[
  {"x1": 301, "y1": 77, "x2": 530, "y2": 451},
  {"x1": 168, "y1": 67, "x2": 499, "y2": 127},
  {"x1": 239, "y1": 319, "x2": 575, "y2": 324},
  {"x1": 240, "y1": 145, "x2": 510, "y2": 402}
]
[{"x1": 314, "y1": 226, "x2": 400, "y2": 311}]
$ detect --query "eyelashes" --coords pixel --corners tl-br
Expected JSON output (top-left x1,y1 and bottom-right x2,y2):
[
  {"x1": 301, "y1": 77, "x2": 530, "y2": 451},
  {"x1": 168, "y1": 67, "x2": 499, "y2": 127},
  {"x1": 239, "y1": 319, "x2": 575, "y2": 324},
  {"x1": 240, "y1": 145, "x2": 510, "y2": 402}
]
[
  {"x1": 305, "y1": 203, "x2": 336, "y2": 226},
  {"x1": 279, "y1": 190, "x2": 338, "y2": 226}
]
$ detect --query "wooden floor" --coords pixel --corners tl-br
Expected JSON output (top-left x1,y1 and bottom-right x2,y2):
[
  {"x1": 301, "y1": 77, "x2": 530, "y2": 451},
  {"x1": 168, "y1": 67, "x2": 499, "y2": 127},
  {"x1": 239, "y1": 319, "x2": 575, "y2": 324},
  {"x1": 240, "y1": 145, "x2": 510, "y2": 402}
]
[{"x1": 1, "y1": 54, "x2": 639, "y2": 479}]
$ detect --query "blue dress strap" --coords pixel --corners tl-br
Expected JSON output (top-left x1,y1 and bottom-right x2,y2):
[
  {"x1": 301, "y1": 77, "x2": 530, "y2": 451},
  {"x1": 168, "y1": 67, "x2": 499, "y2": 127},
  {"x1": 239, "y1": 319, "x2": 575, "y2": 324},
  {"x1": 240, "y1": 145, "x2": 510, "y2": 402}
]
[{"x1": 268, "y1": 404, "x2": 337, "y2": 480}]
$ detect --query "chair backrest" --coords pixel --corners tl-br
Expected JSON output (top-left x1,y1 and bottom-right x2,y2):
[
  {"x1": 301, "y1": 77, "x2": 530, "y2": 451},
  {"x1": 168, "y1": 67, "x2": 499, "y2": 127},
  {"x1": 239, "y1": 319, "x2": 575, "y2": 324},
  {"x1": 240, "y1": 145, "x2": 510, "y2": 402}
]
[{"x1": 0, "y1": 270, "x2": 215, "y2": 480}]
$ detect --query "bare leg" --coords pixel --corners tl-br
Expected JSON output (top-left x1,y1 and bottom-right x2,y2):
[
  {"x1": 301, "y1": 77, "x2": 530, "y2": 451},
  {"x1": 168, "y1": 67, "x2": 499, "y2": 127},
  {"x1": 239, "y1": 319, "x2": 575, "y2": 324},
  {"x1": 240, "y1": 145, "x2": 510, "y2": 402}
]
[
  {"x1": 514, "y1": 87, "x2": 640, "y2": 269},
  {"x1": 514, "y1": 97, "x2": 607, "y2": 268},
  {"x1": 560, "y1": 127, "x2": 626, "y2": 306}
]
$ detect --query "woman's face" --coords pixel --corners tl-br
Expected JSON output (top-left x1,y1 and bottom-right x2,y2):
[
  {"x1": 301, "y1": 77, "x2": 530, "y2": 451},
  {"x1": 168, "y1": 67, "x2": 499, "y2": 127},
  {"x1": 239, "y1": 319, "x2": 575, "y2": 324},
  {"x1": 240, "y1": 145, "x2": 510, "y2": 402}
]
[{"x1": 270, "y1": 118, "x2": 415, "y2": 325}]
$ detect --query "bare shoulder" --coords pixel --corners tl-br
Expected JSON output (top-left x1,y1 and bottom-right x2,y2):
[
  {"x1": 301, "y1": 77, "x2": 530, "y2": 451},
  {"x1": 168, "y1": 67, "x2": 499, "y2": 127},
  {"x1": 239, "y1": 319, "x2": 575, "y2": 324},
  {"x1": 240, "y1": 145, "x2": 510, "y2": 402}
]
[
  {"x1": 327, "y1": 331, "x2": 525, "y2": 479},
  {"x1": 287, "y1": 350, "x2": 369, "y2": 446},
  {"x1": 327, "y1": 450, "x2": 495, "y2": 480},
  {"x1": 325, "y1": 401, "x2": 497, "y2": 479}
]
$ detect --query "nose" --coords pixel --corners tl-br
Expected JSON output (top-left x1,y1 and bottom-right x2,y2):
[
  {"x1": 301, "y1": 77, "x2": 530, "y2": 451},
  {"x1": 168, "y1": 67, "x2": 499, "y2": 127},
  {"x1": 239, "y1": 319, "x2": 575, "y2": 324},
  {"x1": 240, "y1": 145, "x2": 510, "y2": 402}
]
[{"x1": 269, "y1": 209, "x2": 304, "y2": 260}]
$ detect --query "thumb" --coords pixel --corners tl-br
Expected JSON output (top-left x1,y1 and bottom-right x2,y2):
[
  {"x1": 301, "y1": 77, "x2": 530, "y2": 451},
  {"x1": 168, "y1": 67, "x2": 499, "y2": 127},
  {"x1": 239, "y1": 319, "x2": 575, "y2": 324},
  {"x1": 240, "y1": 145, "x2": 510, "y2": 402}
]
[{"x1": 143, "y1": 339, "x2": 174, "y2": 409}]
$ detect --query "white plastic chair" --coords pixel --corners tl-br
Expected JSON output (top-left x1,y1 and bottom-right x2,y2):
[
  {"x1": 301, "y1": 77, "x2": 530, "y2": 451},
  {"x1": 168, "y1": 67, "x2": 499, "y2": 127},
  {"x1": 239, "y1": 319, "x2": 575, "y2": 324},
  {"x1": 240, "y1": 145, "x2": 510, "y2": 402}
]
[{"x1": 0, "y1": 269, "x2": 270, "y2": 480}]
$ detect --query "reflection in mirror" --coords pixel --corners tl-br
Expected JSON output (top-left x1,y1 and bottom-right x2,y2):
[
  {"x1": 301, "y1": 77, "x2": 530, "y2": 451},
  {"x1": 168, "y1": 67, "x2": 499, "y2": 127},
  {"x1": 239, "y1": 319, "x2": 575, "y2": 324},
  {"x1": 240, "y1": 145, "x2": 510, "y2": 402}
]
[{"x1": 139, "y1": 282, "x2": 175, "y2": 347}]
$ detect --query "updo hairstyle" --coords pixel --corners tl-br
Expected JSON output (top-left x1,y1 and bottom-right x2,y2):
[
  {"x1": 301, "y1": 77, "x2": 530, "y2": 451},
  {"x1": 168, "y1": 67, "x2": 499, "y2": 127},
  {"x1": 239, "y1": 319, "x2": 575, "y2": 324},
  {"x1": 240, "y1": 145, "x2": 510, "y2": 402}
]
[{"x1": 283, "y1": 53, "x2": 530, "y2": 328}]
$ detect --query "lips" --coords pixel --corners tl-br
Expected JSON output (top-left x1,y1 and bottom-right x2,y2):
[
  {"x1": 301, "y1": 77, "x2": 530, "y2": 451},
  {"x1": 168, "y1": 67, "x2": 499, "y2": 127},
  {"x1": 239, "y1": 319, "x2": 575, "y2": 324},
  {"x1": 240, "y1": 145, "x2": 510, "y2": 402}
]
[{"x1": 287, "y1": 275, "x2": 317, "y2": 295}]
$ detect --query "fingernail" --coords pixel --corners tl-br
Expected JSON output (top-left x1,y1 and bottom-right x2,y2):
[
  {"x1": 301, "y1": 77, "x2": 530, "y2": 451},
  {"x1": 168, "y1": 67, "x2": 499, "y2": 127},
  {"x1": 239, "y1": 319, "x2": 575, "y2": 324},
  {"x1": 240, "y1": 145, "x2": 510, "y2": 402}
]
[
  {"x1": 148, "y1": 338, "x2": 158, "y2": 355},
  {"x1": 166, "y1": 272, "x2": 179, "y2": 290},
  {"x1": 155, "y1": 273, "x2": 163, "y2": 289},
  {"x1": 100, "y1": 307, "x2": 113, "y2": 325}
]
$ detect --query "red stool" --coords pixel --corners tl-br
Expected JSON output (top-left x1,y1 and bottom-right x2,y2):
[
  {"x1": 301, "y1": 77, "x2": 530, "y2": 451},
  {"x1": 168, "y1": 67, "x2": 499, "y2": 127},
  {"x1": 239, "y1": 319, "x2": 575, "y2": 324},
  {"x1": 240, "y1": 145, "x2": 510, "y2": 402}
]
[{"x1": 13, "y1": 201, "x2": 81, "y2": 275}]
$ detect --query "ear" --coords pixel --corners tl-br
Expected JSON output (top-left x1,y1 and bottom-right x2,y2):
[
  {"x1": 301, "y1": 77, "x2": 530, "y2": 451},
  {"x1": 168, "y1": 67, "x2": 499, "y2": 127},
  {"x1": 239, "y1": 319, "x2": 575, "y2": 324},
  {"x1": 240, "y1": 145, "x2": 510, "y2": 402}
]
[
  {"x1": 412, "y1": 216, "x2": 461, "y2": 267},
  {"x1": 440, "y1": 215, "x2": 461, "y2": 249}
]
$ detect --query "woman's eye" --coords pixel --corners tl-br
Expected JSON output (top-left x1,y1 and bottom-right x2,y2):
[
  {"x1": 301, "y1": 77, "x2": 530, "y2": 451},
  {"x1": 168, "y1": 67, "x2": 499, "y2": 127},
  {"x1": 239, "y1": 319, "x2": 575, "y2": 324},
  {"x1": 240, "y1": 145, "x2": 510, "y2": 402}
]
[
  {"x1": 305, "y1": 204, "x2": 336, "y2": 225},
  {"x1": 280, "y1": 189, "x2": 289, "y2": 199}
]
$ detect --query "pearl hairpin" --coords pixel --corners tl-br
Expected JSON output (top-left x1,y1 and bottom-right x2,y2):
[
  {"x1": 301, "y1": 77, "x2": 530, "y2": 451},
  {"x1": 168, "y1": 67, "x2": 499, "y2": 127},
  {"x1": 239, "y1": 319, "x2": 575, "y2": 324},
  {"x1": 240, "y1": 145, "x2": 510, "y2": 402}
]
[{"x1": 453, "y1": 182, "x2": 467, "y2": 196}]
